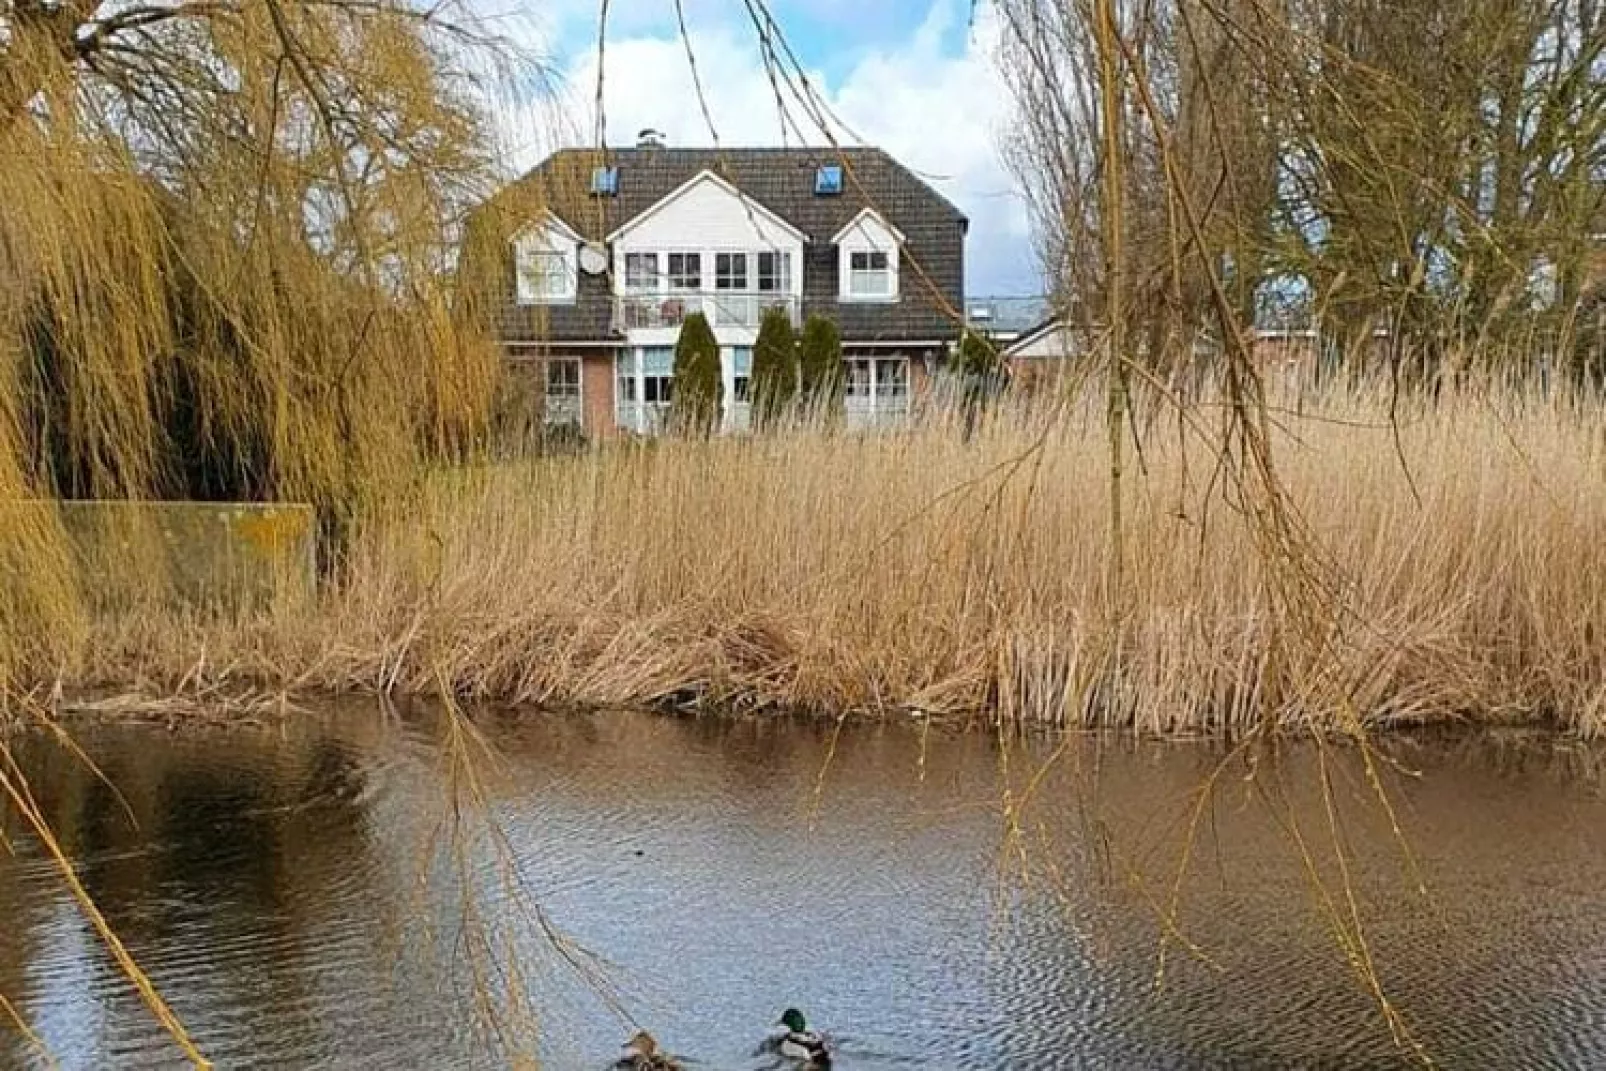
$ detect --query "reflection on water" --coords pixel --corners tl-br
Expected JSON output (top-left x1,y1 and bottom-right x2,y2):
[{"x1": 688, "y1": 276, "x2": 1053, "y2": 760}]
[{"x1": 2, "y1": 710, "x2": 1605, "y2": 1069}]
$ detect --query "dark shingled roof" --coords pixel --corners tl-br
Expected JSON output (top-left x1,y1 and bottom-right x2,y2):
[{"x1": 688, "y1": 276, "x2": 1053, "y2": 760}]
[{"x1": 486, "y1": 146, "x2": 967, "y2": 345}]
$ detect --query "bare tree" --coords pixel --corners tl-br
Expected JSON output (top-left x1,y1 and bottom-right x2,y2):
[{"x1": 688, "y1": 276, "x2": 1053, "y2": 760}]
[{"x1": 999, "y1": 0, "x2": 1606, "y2": 383}]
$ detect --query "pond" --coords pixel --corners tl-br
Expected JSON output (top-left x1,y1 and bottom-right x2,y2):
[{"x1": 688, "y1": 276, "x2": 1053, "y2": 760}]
[{"x1": 1, "y1": 707, "x2": 1604, "y2": 1069}]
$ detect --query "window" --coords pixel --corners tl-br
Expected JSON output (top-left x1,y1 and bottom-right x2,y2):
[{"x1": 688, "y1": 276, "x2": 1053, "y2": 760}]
[
  {"x1": 815, "y1": 165, "x2": 843, "y2": 195},
  {"x1": 642, "y1": 346, "x2": 674, "y2": 406},
  {"x1": 876, "y1": 358, "x2": 908, "y2": 399},
  {"x1": 590, "y1": 166, "x2": 619, "y2": 195},
  {"x1": 731, "y1": 347, "x2": 752, "y2": 404},
  {"x1": 848, "y1": 250, "x2": 892, "y2": 298},
  {"x1": 544, "y1": 359, "x2": 581, "y2": 425},
  {"x1": 616, "y1": 354, "x2": 638, "y2": 403},
  {"x1": 843, "y1": 355, "x2": 910, "y2": 427},
  {"x1": 515, "y1": 247, "x2": 573, "y2": 304},
  {"x1": 715, "y1": 253, "x2": 749, "y2": 290},
  {"x1": 617, "y1": 348, "x2": 677, "y2": 433},
  {"x1": 667, "y1": 252, "x2": 702, "y2": 290},
  {"x1": 756, "y1": 251, "x2": 791, "y2": 293},
  {"x1": 845, "y1": 358, "x2": 873, "y2": 399},
  {"x1": 625, "y1": 252, "x2": 659, "y2": 291}
]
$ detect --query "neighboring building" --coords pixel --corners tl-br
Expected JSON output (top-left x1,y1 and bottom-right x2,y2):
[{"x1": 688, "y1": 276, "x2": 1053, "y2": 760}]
[
  {"x1": 999, "y1": 315, "x2": 1321, "y2": 393},
  {"x1": 1000, "y1": 314, "x2": 1082, "y2": 392},
  {"x1": 479, "y1": 142, "x2": 967, "y2": 435},
  {"x1": 964, "y1": 296, "x2": 1051, "y2": 349}
]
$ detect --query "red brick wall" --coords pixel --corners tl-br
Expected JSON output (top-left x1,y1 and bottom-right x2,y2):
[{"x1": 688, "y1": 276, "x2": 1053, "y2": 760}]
[{"x1": 582, "y1": 353, "x2": 615, "y2": 436}]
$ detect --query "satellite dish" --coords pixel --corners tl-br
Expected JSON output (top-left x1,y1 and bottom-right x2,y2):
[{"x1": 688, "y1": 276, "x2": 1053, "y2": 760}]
[{"x1": 579, "y1": 244, "x2": 608, "y2": 275}]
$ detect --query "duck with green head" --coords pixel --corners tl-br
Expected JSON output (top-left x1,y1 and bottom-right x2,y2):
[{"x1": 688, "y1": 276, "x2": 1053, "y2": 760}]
[{"x1": 775, "y1": 1008, "x2": 831, "y2": 1067}]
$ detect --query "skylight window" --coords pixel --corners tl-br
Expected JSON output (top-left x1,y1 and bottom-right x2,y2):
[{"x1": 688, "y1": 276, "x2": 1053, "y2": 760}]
[
  {"x1": 814, "y1": 165, "x2": 843, "y2": 195},
  {"x1": 590, "y1": 166, "x2": 619, "y2": 196}
]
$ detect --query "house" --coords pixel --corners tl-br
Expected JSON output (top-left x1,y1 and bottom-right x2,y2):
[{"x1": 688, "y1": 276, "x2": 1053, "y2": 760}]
[
  {"x1": 999, "y1": 314, "x2": 1318, "y2": 393},
  {"x1": 965, "y1": 296, "x2": 1051, "y2": 349},
  {"x1": 477, "y1": 142, "x2": 968, "y2": 435},
  {"x1": 1000, "y1": 314, "x2": 1082, "y2": 392}
]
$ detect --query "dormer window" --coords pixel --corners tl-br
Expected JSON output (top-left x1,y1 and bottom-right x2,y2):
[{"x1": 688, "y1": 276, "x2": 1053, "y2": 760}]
[
  {"x1": 591, "y1": 166, "x2": 619, "y2": 196},
  {"x1": 517, "y1": 249, "x2": 571, "y2": 302},
  {"x1": 513, "y1": 216, "x2": 580, "y2": 305},
  {"x1": 848, "y1": 251, "x2": 891, "y2": 298},
  {"x1": 814, "y1": 165, "x2": 843, "y2": 195},
  {"x1": 832, "y1": 207, "x2": 903, "y2": 303}
]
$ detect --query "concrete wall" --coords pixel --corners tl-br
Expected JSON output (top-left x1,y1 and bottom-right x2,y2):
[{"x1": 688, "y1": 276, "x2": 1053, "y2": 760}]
[{"x1": 54, "y1": 501, "x2": 315, "y2": 611}]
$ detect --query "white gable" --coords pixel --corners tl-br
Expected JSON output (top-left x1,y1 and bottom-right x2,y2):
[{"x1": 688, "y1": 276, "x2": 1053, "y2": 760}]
[
  {"x1": 514, "y1": 212, "x2": 580, "y2": 252},
  {"x1": 834, "y1": 207, "x2": 903, "y2": 302},
  {"x1": 608, "y1": 170, "x2": 804, "y2": 250},
  {"x1": 831, "y1": 207, "x2": 904, "y2": 250}
]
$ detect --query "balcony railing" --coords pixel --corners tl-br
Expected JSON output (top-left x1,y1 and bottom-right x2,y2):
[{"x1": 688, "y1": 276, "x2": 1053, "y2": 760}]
[
  {"x1": 845, "y1": 394, "x2": 911, "y2": 430},
  {"x1": 616, "y1": 401, "x2": 671, "y2": 435},
  {"x1": 613, "y1": 291, "x2": 800, "y2": 332},
  {"x1": 618, "y1": 400, "x2": 755, "y2": 436}
]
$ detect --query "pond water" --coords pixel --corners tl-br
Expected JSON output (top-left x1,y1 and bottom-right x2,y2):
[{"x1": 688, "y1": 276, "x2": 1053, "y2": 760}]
[{"x1": 2, "y1": 707, "x2": 1605, "y2": 1069}]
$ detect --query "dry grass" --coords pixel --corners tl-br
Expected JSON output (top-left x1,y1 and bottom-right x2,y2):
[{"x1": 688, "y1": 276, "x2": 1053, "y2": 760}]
[{"x1": 26, "y1": 376, "x2": 1604, "y2": 737}]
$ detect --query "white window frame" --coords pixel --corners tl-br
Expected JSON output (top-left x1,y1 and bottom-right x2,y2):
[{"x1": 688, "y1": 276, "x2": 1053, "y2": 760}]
[
  {"x1": 713, "y1": 346, "x2": 753, "y2": 434},
  {"x1": 616, "y1": 347, "x2": 676, "y2": 434},
  {"x1": 756, "y1": 250, "x2": 792, "y2": 294},
  {"x1": 667, "y1": 251, "x2": 702, "y2": 291},
  {"x1": 848, "y1": 251, "x2": 892, "y2": 299},
  {"x1": 715, "y1": 252, "x2": 750, "y2": 291},
  {"x1": 624, "y1": 252, "x2": 660, "y2": 293},
  {"x1": 514, "y1": 224, "x2": 578, "y2": 306},
  {"x1": 843, "y1": 355, "x2": 911, "y2": 426},
  {"x1": 544, "y1": 358, "x2": 582, "y2": 426}
]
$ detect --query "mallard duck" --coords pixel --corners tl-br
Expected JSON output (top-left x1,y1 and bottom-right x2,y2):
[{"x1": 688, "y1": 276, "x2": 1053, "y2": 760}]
[
  {"x1": 617, "y1": 1029, "x2": 682, "y2": 1071},
  {"x1": 775, "y1": 1008, "x2": 831, "y2": 1067}
]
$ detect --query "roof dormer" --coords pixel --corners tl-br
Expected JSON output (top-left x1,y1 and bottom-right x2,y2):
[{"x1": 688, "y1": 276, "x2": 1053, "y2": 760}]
[
  {"x1": 513, "y1": 213, "x2": 581, "y2": 305},
  {"x1": 832, "y1": 207, "x2": 904, "y2": 303}
]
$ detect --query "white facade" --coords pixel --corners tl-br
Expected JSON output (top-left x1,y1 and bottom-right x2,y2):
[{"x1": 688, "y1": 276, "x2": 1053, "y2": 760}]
[
  {"x1": 608, "y1": 169, "x2": 804, "y2": 347},
  {"x1": 605, "y1": 170, "x2": 803, "y2": 435}
]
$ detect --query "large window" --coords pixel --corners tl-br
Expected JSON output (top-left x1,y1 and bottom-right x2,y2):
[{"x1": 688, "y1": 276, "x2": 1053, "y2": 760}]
[
  {"x1": 845, "y1": 359, "x2": 873, "y2": 401},
  {"x1": 625, "y1": 252, "x2": 659, "y2": 291},
  {"x1": 715, "y1": 252, "x2": 749, "y2": 290},
  {"x1": 875, "y1": 357, "x2": 908, "y2": 401},
  {"x1": 544, "y1": 359, "x2": 581, "y2": 425},
  {"x1": 667, "y1": 252, "x2": 702, "y2": 290},
  {"x1": 642, "y1": 346, "x2": 675, "y2": 404},
  {"x1": 848, "y1": 250, "x2": 892, "y2": 298},
  {"x1": 756, "y1": 251, "x2": 791, "y2": 293},
  {"x1": 844, "y1": 356, "x2": 910, "y2": 427},
  {"x1": 617, "y1": 347, "x2": 675, "y2": 433}
]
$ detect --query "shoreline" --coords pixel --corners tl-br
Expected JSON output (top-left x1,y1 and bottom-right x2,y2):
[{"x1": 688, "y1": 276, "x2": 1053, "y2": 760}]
[
  {"x1": 7, "y1": 386, "x2": 1606, "y2": 740},
  {"x1": 6, "y1": 683, "x2": 1592, "y2": 749}
]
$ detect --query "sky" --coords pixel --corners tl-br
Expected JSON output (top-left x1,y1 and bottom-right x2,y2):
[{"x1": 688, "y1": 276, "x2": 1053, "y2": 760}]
[{"x1": 493, "y1": 0, "x2": 1039, "y2": 297}]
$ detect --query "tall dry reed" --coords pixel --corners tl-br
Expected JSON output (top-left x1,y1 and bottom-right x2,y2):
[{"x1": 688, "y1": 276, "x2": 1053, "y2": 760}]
[{"x1": 50, "y1": 378, "x2": 1606, "y2": 737}]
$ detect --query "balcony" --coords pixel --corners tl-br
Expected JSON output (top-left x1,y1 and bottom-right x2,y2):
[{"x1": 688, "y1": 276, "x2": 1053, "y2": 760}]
[{"x1": 613, "y1": 291, "x2": 800, "y2": 333}]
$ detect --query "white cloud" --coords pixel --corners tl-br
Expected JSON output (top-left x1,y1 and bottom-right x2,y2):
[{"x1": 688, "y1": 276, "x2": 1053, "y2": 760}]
[{"x1": 510, "y1": 0, "x2": 1038, "y2": 296}]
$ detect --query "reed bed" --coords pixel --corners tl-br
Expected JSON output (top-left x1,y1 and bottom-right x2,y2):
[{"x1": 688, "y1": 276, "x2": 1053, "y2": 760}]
[{"x1": 30, "y1": 377, "x2": 1602, "y2": 737}]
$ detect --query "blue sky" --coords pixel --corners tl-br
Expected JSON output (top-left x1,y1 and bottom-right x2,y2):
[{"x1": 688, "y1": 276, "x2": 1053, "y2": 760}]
[{"x1": 504, "y1": 0, "x2": 1038, "y2": 296}]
